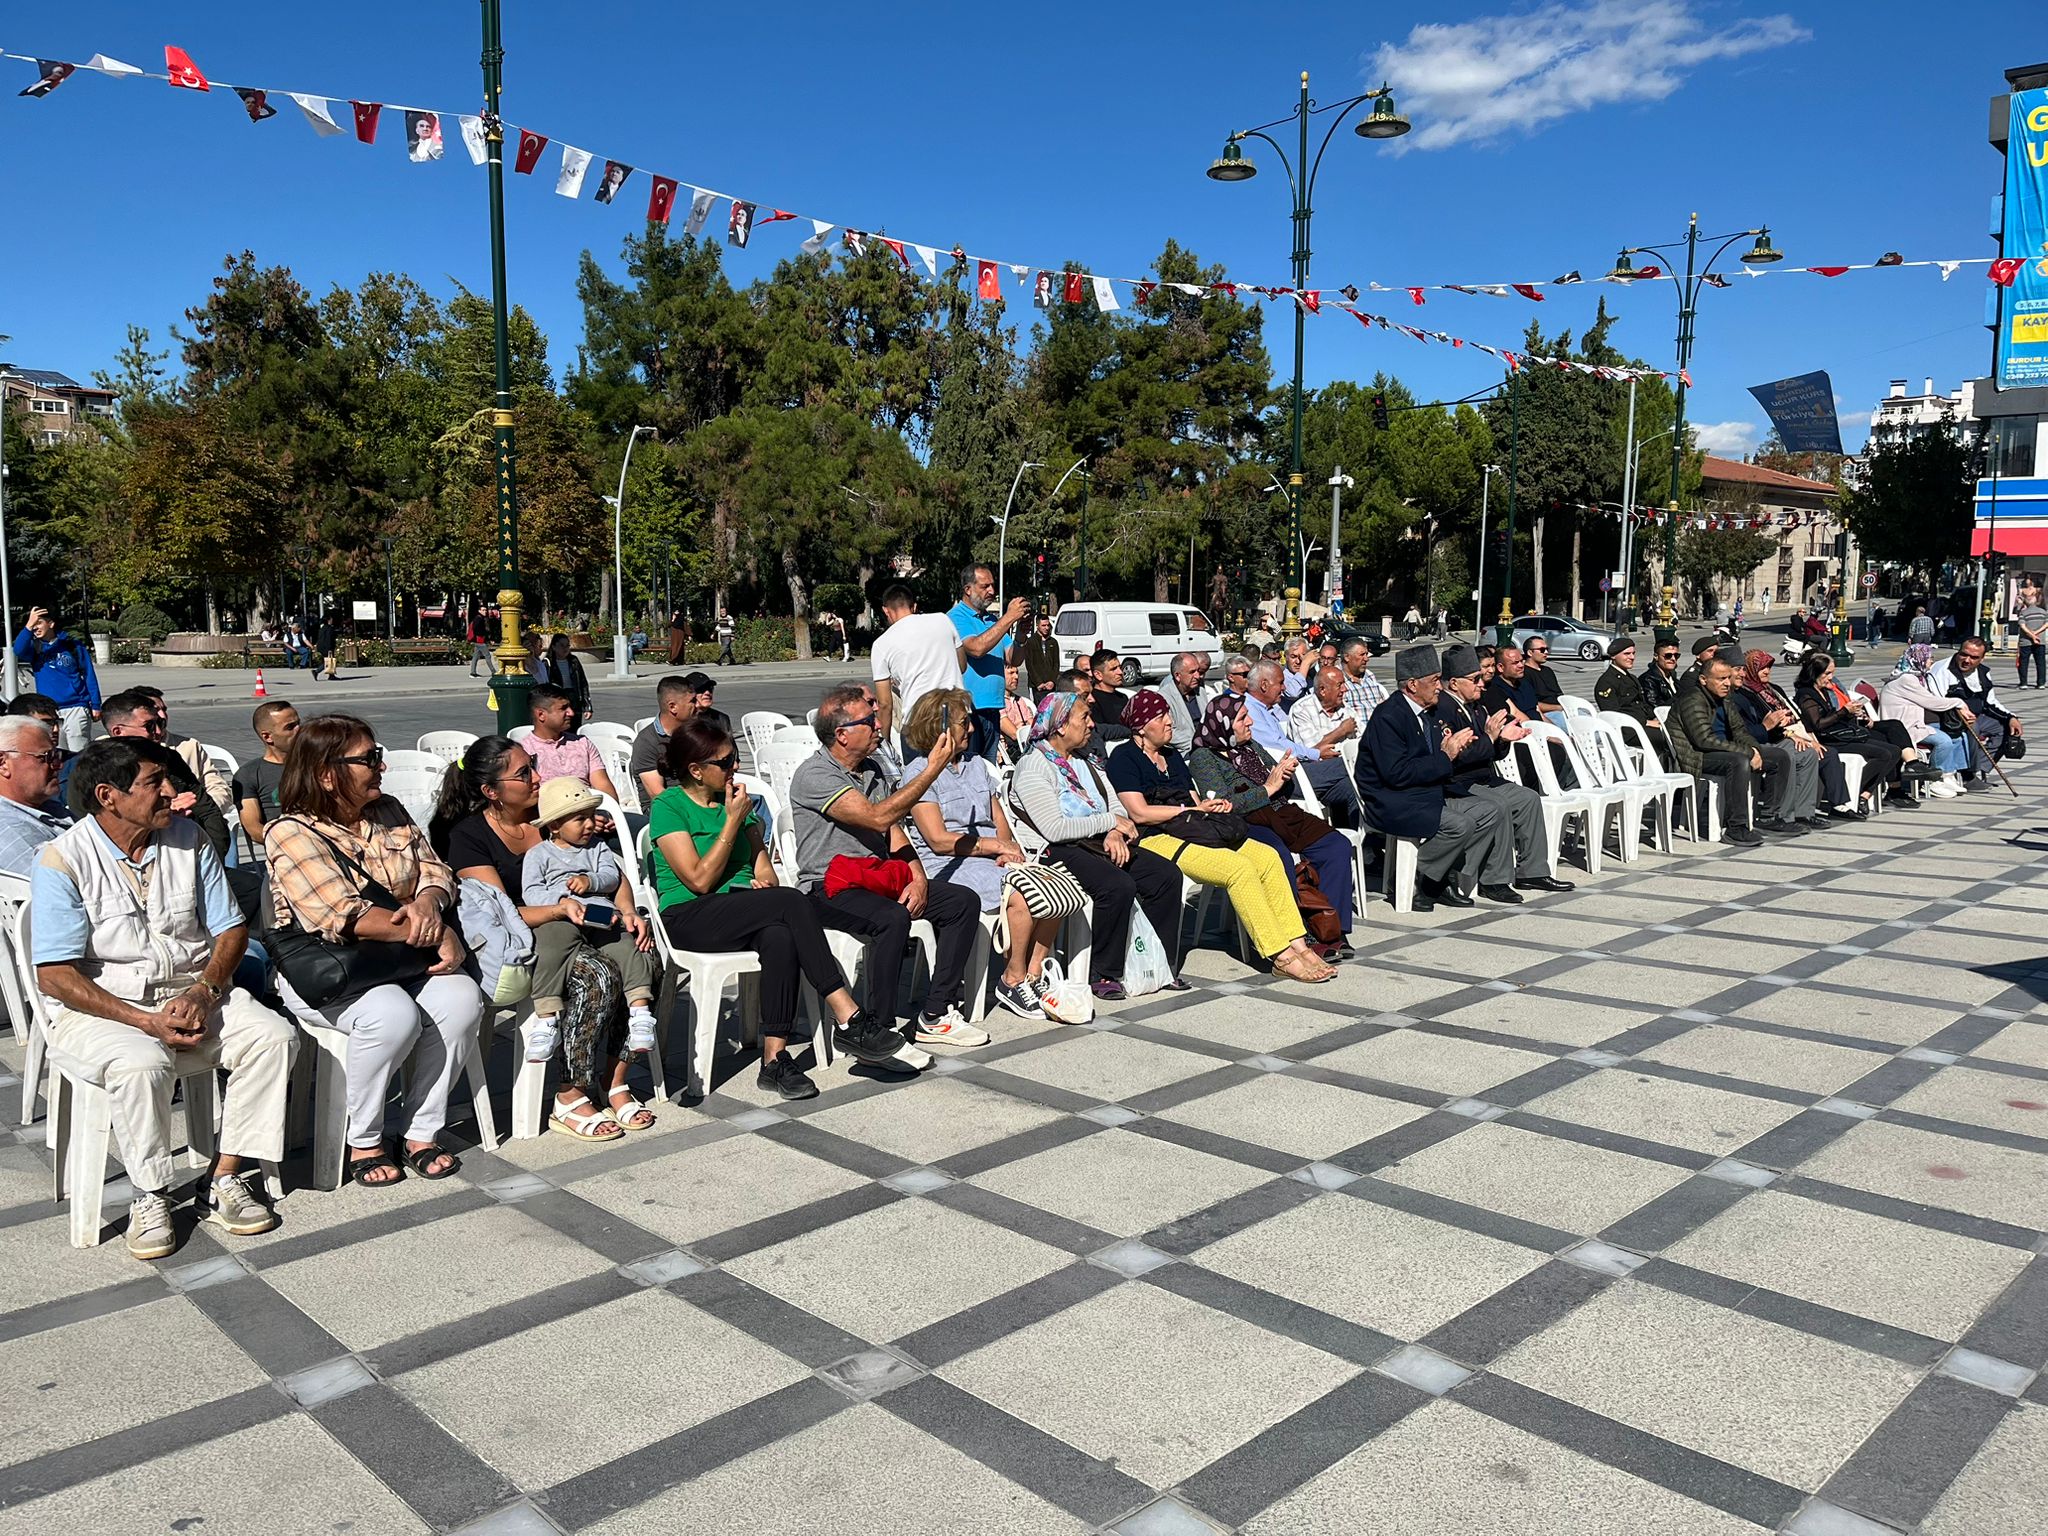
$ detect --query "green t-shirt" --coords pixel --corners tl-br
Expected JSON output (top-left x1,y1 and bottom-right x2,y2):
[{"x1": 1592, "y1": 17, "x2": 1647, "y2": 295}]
[{"x1": 647, "y1": 788, "x2": 758, "y2": 910}]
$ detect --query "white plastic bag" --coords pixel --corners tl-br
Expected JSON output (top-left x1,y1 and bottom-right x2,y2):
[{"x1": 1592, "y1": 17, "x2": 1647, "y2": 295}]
[
  {"x1": 1037, "y1": 957, "x2": 1094, "y2": 1025},
  {"x1": 1122, "y1": 907, "x2": 1174, "y2": 998}
]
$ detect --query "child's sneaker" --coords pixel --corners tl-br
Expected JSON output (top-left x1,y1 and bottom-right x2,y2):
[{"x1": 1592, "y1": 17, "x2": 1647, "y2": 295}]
[
  {"x1": 525, "y1": 1014, "x2": 561, "y2": 1063},
  {"x1": 625, "y1": 1007, "x2": 659, "y2": 1054}
]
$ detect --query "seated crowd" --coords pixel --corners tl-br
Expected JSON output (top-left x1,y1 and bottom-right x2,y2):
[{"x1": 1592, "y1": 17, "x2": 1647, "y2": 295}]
[{"x1": 0, "y1": 623, "x2": 2020, "y2": 1263}]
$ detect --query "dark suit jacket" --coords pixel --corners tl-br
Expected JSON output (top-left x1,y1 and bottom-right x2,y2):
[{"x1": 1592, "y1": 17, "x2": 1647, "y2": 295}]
[
  {"x1": 1431, "y1": 692, "x2": 1501, "y2": 795},
  {"x1": 1356, "y1": 695, "x2": 1454, "y2": 839}
]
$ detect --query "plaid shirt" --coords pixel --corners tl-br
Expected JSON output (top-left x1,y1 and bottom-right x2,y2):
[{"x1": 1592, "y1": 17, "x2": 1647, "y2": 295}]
[
  {"x1": 1342, "y1": 667, "x2": 1388, "y2": 722},
  {"x1": 263, "y1": 806, "x2": 455, "y2": 942}
]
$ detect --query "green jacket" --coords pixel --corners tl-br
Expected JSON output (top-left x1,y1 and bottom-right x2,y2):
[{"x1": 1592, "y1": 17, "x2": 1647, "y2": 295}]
[{"x1": 1669, "y1": 686, "x2": 1760, "y2": 783}]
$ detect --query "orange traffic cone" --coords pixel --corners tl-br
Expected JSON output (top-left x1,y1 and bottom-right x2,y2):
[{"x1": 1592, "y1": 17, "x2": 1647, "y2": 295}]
[{"x1": 252, "y1": 668, "x2": 268, "y2": 699}]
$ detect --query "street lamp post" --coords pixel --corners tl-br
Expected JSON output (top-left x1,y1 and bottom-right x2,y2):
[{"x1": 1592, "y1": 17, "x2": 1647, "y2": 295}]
[
  {"x1": 606, "y1": 424, "x2": 654, "y2": 680},
  {"x1": 1207, "y1": 72, "x2": 1409, "y2": 638},
  {"x1": 1622, "y1": 427, "x2": 1675, "y2": 625},
  {"x1": 290, "y1": 544, "x2": 314, "y2": 623},
  {"x1": 480, "y1": 0, "x2": 532, "y2": 736},
  {"x1": 0, "y1": 365, "x2": 17, "y2": 698},
  {"x1": 1497, "y1": 371, "x2": 1519, "y2": 643},
  {"x1": 993, "y1": 459, "x2": 1043, "y2": 610},
  {"x1": 1474, "y1": 463, "x2": 1499, "y2": 635},
  {"x1": 1071, "y1": 468, "x2": 1094, "y2": 600},
  {"x1": 1608, "y1": 215, "x2": 1781, "y2": 630}
]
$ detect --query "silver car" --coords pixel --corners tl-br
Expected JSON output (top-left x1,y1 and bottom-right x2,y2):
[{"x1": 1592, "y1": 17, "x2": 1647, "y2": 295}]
[{"x1": 1509, "y1": 615, "x2": 1614, "y2": 662}]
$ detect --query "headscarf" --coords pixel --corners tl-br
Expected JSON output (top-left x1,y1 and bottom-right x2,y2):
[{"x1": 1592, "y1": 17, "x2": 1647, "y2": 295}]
[
  {"x1": 1195, "y1": 691, "x2": 1268, "y2": 783},
  {"x1": 1028, "y1": 690, "x2": 1079, "y2": 748},
  {"x1": 1123, "y1": 688, "x2": 1172, "y2": 733},
  {"x1": 1904, "y1": 642, "x2": 1935, "y2": 679},
  {"x1": 1740, "y1": 650, "x2": 1776, "y2": 698}
]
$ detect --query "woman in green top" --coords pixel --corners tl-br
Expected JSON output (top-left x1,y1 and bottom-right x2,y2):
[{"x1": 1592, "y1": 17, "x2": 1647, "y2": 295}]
[{"x1": 649, "y1": 716, "x2": 878, "y2": 1101}]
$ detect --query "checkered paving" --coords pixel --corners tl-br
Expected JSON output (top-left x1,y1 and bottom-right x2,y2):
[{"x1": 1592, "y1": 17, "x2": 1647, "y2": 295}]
[{"x1": 4, "y1": 778, "x2": 2048, "y2": 1534}]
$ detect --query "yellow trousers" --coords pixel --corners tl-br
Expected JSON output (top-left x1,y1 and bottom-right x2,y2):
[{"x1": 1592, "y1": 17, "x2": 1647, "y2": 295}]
[{"x1": 1140, "y1": 833, "x2": 1305, "y2": 959}]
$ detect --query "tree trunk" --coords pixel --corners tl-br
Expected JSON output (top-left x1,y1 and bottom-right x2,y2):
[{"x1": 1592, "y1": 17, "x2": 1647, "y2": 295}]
[
  {"x1": 205, "y1": 584, "x2": 220, "y2": 635},
  {"x1": 783, "y1": 545, "x2": 813, "y2": 660},
  {"x1": 857, "y1": 559, "x2": 876, "y2": 628},
  {"x1": 1568, "y1": 515, "x2": 1583, "y2": 621},
  {"x1": 1153, "y1": 546, "x2": 1172, "y2": 603},
  {"x1": 1532, "y1": 516, "x2": 1546, "y2": 615}
]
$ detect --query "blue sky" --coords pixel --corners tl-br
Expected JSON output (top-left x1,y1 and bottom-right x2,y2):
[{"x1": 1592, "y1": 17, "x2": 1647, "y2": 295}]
[{"x1": 0, "y1": 1, "x2": 2028, "y2": 458}]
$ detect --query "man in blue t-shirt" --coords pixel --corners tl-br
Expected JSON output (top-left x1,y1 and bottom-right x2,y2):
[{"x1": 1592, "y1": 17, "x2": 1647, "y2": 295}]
[{"x1": 947, "y1": 563, "x2": 1029, "y2": 761}]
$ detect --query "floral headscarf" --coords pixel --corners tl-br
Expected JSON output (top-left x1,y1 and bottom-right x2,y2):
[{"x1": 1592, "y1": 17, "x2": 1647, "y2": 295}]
[
  {"x1": 1904, "y1": 642, "x2": 1936, "y2": 678},
  {"x1": 1195, "y1": 692, "x2": 1268, "y2": 783},
  {"x1": 1029, "y1": 690, "x2": 1079, "y2": 747},
  {"x1": 1740, "y1": 650, "x2": 1776, "y2": 698}
]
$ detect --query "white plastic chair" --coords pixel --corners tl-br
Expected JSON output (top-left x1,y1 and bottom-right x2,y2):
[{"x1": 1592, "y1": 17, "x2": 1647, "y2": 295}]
[
  {"x1": 633, "y1": 716, "x2": 657, "y2": 735},
  {"x1": 299, "y1": 1010, "x2": 501, "y2": 1186},
  {"x1": 740, "y1": 712, "x2": 795, "y2": 765},
  {"x1": 507, "y1": 725, "x2": 535, "y2": 745},
  {"x1": 379, "y1": 751, "x2": 450, "y2": 830},
  {"x1": 1513, "y1": 722, "x2": 1610, "y2": 874},
  {"x1": 1569, "y1": 716, "x2": 1662, "y2": 862},
  {"x1": 1292, "y1": 764, "x2": 1371, "y2": 921},
  {"x1": 0, "y1": 874, "x2": 42, "y2": 1124},
  {"x1": 1596, "y1": 712, "x2": 1698, "y2": 850},
  {"x1": 416, "y1": 730, "x2": 477, "y2": 767},
  {"x1": 1554, "y1": 694, "x2": 1597, "y2": 721}
]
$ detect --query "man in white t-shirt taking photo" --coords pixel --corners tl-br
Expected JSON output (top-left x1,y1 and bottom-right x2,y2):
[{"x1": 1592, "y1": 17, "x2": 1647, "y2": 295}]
[{"x1": 870, "y1": 584, "x2": 964, "y2": 744}]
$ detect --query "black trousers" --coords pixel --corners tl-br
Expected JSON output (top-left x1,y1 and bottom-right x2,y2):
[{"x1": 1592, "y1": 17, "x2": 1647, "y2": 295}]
[
  {"x1": 1827, "y1": 736, "x2": 1901, "y2": 794},
  {"x1": 808, "y1": 880, "x2": 979, "y2": 1020},
  {"x1": 1700, "y1": 749, "x2": 1770, "y2": 830},
  {"x1": 662, "y1": 887, "x2": 847, "y2": 1037},
  {"x1": 1045, "y1": 841, "x2": 1181, "y2": 981}
]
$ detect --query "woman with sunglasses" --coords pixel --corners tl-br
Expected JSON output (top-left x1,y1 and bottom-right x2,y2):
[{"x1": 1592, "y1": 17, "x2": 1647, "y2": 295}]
[
  {"x1": 265, "y1": 716, "x2": 480, "y2": 1184},
  {"x1": 430, "y1": 736, "x2": 647, "y2": 1139},
  {"x1": 649, "y1": 717, "x2": 887, "y2": 1099}
]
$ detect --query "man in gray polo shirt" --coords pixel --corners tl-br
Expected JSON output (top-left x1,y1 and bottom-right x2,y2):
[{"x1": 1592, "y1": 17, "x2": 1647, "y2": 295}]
[{"x1": 789, "y1": 683, "x2": 986, "y2": 1049}]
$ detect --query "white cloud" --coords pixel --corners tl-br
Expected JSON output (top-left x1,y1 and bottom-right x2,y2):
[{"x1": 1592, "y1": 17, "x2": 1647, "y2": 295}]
[
  {"x1": 1367, "y1": 1, "x2": 1808, "y2": 152},
  {"x1": 1692, "y1": 420, "x2": 1761, "y2": 456}
]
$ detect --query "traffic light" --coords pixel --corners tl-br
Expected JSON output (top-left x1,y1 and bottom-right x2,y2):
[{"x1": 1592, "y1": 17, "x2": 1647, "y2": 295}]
[{"x1": 1371, "y1": 393, "x2": 1390, "y2": 430}]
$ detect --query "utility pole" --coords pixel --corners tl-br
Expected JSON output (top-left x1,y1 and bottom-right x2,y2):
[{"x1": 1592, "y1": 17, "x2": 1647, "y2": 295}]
[
  {"x1": 1474, "y1": 464, "x2": 1498, "y2": 636},
  {"x1": 1325, "y1": 467, "x2": 1352, "y2": 616},
  {"x1": 480, "y1": 0, "x2": 532, "y2": 735},
  {"x1": 0, "y1": 366, "x2": 17, "y2": 698}
]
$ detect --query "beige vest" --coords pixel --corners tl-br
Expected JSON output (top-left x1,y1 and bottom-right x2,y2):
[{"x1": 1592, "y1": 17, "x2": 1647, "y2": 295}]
[{"x1": 37, "y1": 815, "x2": 212, "y2": 1000}]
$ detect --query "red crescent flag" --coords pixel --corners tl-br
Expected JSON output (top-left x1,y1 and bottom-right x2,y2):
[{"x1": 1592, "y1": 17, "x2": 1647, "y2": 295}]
[
  {"x1": 1300, "y1": 290, "x2": 1321, "y2": 313},
  {"x1": 350, "y1": 101, "x2": 382, "y2": 144},
  {"x1": 1989, "y1": 258, "x2": 2025, "y2": 288},
  {"x1": 1407, "y1": 288, "x2": 1425, "y2": 305},
  {"x1": 1511, "y1": 283, "x2": 1545, "y2": 301},
  {"x1": 1805, "y1": 266, "x2": 1849, "y2": 278},
  {"x1": 648, "y1": 176, "x2": 678, "y2": 225},
  {"x1": 976, "y1": 261, "x2": 1001, "y2": 301},
  {"x1": 881, "y1": 238, "x2": 909, "y2": 267},
  {"x1": 164, "y1": 46, "x2": 209, "y2": 92},
  {"x1": 1064, "y1": 271, "x2": 1086, "y2": 303},
  {"x1": 514, "y1": 129, "x2": 548, "y2": 174}
]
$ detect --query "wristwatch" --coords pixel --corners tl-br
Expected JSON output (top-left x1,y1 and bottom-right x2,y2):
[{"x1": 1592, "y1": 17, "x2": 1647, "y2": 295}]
[{"x1": 199, "y1": 981, "x2": 225, "y2": 1003}]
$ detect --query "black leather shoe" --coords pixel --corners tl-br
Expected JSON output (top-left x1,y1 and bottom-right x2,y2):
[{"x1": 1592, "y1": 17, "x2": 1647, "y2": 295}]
[
  {"x1": 1408, "y1": 890, "x2": 1437, "y2": 913},
  {"x1": 1421, "y1": 879, "x2": 1475, "y2": 908},
  {"x1": 1514, "y1": 876, "x2": 1577, "y2": 893},
  {"x1": 1724, "y1": 826, "x2": 1764, "y2": 846},
  {"x1": 1478, "y1": 884, "x2": 1524, "y2": 904}
]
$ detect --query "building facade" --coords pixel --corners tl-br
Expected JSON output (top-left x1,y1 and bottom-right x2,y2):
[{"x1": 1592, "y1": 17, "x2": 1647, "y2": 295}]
[
  {"x1": 0, "y1": 367, "x2": 117, "y2": 446},
  {"x1": 1683, "y1": 456, "x2": 1849, "y2": 611}
]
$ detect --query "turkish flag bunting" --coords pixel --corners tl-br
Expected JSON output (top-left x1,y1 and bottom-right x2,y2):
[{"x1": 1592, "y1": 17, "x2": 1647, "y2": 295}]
[
  {"x1": 759, "y1": 209, "x2": 797, "y2": 226},
  {"x1": 514, "y1": 130, "x2": 548, "y2": 174},
  {"x1": 976, "y1": 261, "x2": 1002, "y2": 301},
  {"x1": 880, "y1": 238, "x2": 910, "y2": 267},
  {"x1": 234, "y1": 87, "x2": 277, "y2": 122},
  {"x1": 647, "y1": 176, "x2": 678, "y2": 225},
  {"x1": 164, "y1": 45, "x2": 209, "y2": 92},
  {"x1": 1064, "y1": 271, "x2": 1086, "y2": 303},
  {"x1": 1805, "y1": 266, "x2": 1849, "y2": 278},
  {"x1": 351, "y1": 101, "x2": 382, "y2": 144},
  {"x1": 1989, "y1": 258, "x2": 2025, "y2": 288},
  {"x1": 1634, "y1": 265, "x2": 1662, "y2": 280},
  {"x1": 1407, "y1": 288, "x2": 1425, "y2": 305},
  {"x1": 1511, "y1": 284, "x2": 1545, "y2": 302},
  {"x1": 1300, "y1": 291, "x2": 1320, "y2": 313}
]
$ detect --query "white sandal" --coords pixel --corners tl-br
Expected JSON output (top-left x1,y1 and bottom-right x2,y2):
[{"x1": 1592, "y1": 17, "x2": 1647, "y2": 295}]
[
  {"x1": 548, "y1": 1092, "x2": 623, "y2": 1140},
  {"x1": 607, "y1": 1087, "x2": 655, "y2": 1131}
]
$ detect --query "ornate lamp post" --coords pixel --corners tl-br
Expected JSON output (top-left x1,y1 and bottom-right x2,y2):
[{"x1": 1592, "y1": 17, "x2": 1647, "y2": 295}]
[
  {"x1": 1607, "y1": 215, "x2": 1781, "y2": 629},
  {"x1": 1207, "y1": 73, "x2": 1410, "y2": 637},
  {"x1": 479, "y1": 0, "x2": 532, "y2": 735}
]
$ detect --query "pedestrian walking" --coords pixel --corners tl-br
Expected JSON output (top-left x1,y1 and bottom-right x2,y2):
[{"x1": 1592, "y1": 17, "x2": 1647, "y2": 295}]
[
  {"x1": 467, "y1": 609, "x2": 498, "y2": 677},
  {"x1": 668, "y1": 607, "x2": 690, "y2": 666},
  {"x1": 715, "y1": 611, "x2": 738, "y2": 666}
]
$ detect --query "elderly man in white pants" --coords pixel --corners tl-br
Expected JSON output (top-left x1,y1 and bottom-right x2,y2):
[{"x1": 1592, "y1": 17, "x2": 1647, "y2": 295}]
[{"x1": 32, "y1": 738, "x2": 297, "y2": 1260}]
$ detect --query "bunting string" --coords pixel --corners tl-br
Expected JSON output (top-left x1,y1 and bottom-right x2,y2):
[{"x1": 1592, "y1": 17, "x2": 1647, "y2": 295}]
[{"x1": 8, "y1": 43, "x2": 2011, "y2": 387}]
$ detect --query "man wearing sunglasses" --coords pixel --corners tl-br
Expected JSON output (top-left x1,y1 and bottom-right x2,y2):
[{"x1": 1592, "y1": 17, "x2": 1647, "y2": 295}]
[
  {"x1": 1638, "y1": 636, "x2": 1685, "y2": 713},
  {"x1": 0, "y1": 715, "x2": 71, "y2": 875},
  {"x1": 94, "y1": 690, "x2": 231, "y2": 864}
]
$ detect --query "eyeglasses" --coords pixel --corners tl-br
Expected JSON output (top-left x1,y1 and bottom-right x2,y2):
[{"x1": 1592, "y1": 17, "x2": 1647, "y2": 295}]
[
  {"x1": 336, "y1": 747, "x2": 386, "y2": 770},
  {"x1": 496, "y1": 764, "x2": 537, "y2": 784},
  {"x1": 0, "y1": 749, "x2": 61, "y2": 767}
]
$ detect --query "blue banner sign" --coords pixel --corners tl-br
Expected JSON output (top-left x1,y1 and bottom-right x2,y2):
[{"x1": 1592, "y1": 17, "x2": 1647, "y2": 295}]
[
  {"x1": 1746, "y1": 371, "x2": 1842, "y2": 455},
  {"x1": 1998, "y1": 86, "x2": 2048, "y2": 390}
]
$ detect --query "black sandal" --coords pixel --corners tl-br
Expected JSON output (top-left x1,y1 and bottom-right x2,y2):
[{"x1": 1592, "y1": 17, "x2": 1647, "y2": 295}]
[
  {"x1": 349, "y1": 1149, "x2": 405, "y2": 1187},
  {"x1": 403, "y1": 1143, "x2": 461, "y2": 1180}
]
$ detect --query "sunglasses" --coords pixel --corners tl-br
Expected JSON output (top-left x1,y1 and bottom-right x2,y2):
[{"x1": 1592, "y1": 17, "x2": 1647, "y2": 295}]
[
  {"x1": 703, "y1": 751, "x2": 738, "y2": 772},
  {"x1": 496, "y1": 764, "x2": 537, "y2": 784},
  {"x1": 336, "y1": 747, "x2": 386, "y2": 769},
  {"x1": 838, "y1": 712, "x2": 878, "y2": 732}
]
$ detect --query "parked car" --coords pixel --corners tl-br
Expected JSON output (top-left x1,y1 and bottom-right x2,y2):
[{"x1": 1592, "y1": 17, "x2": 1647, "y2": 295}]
[
  {"x1": 1051, "y1": 602, "x2": 1224, "y2": 683},
  {"x1": 1509, "y1": 614, "x2": 1614, "y2": 661}
]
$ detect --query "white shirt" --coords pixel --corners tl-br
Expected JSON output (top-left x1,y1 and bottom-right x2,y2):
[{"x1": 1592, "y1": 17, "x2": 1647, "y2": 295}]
[
  {"x1": 870, "y1": 612, "x2": 963, "y2": 718},
  {"x1": 1289, "y1": 695, "x2": 1360, "y2": 749}
]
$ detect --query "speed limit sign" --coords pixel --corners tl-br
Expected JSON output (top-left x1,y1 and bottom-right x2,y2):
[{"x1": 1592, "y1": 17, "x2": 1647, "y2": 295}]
[{"x1": 1862, "y1": 572, "x2": 1877, "y2": 590}]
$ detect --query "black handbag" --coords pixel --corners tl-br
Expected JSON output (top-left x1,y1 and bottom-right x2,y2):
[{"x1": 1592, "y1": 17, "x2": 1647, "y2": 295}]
[
  {"x1": 1157, "y1": 809, "x2": 1251, "y2": 849},
  {"x1": 267, "y1": 822, "x2": 436, "y2": 1009}
]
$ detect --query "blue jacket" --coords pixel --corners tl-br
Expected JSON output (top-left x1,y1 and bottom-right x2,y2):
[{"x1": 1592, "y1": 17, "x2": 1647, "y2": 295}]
[
  {"x1": 13, "y1": 629, "x2": 101, "y2": 711},
  {"x1": 1354, "y1": 694, "x2": 1456, "y2": 839}
]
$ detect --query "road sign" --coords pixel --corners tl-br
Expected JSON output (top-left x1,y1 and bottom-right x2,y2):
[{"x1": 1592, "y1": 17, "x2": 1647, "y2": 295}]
[
  {"x1": 1598, "y1": 577, "x2": 1612, "y2": 592},
  {"x1": 352, "y1": 601, "x2": 378, "y2": 621},
  {"x1": 1862, "y1": 572, "x2": 1877, "y2": 590}
]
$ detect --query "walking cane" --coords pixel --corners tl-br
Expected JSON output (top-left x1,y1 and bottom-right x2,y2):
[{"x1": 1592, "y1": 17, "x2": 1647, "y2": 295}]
[{"x1": 1964, "y1": 723, "x2": 2020, "y2": 799}]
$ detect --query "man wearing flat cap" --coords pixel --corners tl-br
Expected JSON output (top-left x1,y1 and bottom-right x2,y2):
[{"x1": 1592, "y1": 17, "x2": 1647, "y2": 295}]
[
  {"x1": 1354, "y1": 645, "x2": 1514, "y2": 911},
  {"x1": 1593, "y1": 635, "x2": 1674, "y2": 768},
  {"x1": 1436, "y1": 645, "x2": 1575, "y2": 899}
]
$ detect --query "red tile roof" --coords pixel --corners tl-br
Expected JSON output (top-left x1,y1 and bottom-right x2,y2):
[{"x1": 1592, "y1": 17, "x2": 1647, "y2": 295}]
[{"x1": 1698, "y1": 456, "x2": 1838, "y2": 495}]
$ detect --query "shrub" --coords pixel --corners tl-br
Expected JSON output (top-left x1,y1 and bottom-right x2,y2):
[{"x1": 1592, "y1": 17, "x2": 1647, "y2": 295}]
[{"x1": 114, "y1": 602, "x2": 176, "y2": 642}]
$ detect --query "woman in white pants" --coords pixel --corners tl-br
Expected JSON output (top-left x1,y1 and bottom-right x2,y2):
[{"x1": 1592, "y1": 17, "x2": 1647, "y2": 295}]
[{"x1": 263, "y1": 714, "x2": 483, "y2": 1185}]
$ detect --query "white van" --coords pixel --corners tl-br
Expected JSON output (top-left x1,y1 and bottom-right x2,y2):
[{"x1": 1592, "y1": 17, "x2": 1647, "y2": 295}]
[{"x1": 1051, "y1": 603, "x2": 1224, "y2": 684}]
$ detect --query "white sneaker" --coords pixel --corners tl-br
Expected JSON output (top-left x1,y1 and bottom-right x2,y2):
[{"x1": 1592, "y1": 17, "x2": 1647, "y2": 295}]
[
  {"x1": 525, "y1": 1014, "x2": 561, "y2": 1062},
  {"x1": 625, "y1": 1008, "x2": 659, "y2": 1053},
  {"x1": 1926, "y1": 778, "x2": 1960, "y2": 799},
  {"x1": 126, "y1": 1190, "x2": 177, "y2": 1261},
  {"x1": 910, "y1": 1007, "x2": 990, "y2": 1047}
]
